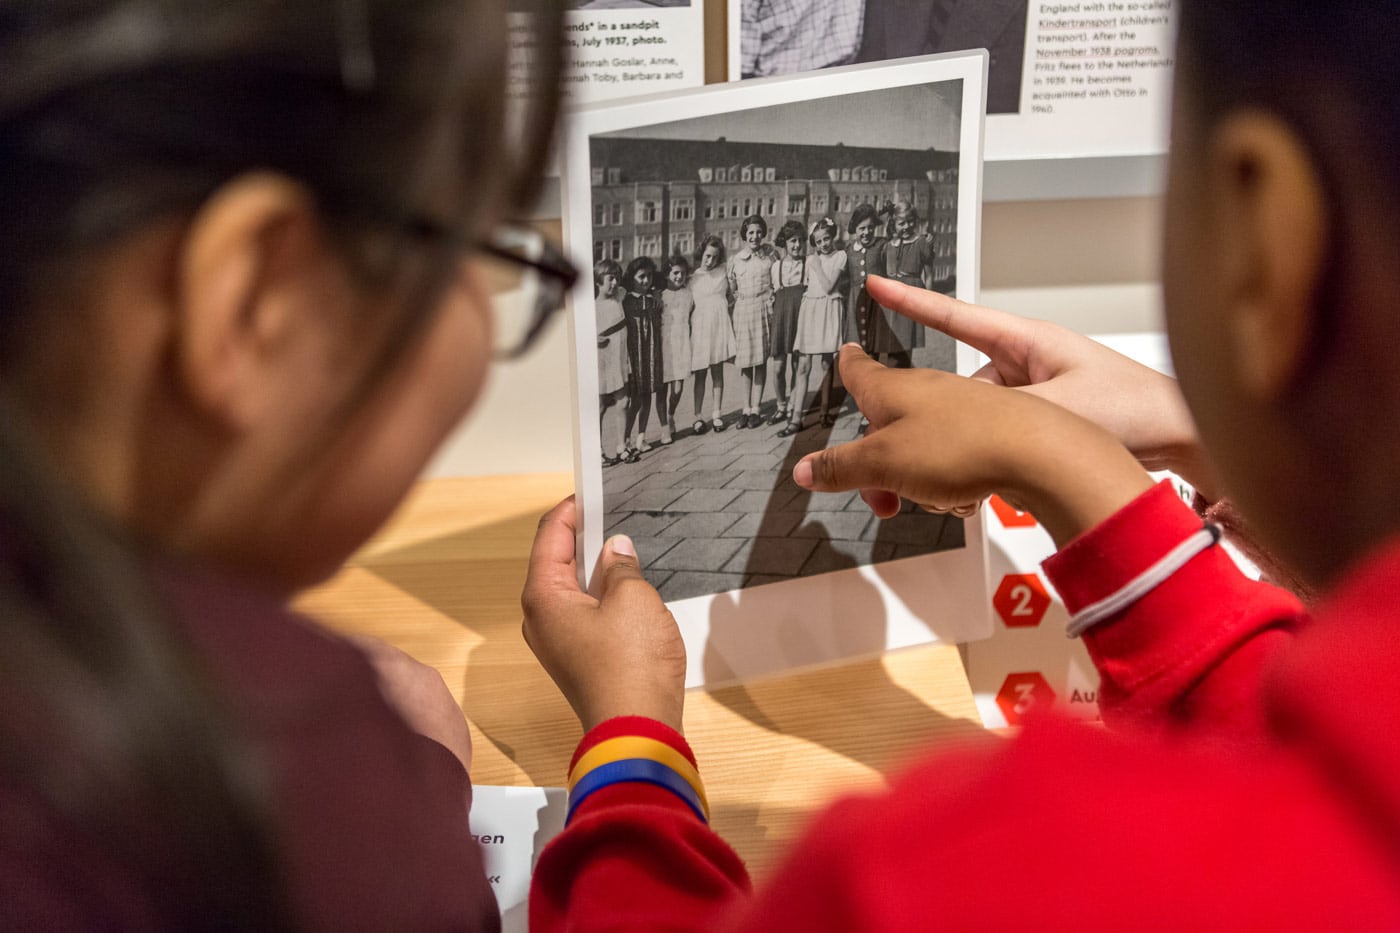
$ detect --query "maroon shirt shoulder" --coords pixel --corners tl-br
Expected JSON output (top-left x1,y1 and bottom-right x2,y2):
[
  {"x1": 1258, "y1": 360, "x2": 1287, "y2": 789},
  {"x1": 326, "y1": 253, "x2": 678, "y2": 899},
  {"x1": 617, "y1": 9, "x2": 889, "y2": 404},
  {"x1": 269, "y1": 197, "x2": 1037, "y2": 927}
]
[
  {"x1": 1, "y1": 555, "x2": 499, "y2": 932},
  {"x1": 157, "y1": 563, "x2": 500, "y2": 931}
]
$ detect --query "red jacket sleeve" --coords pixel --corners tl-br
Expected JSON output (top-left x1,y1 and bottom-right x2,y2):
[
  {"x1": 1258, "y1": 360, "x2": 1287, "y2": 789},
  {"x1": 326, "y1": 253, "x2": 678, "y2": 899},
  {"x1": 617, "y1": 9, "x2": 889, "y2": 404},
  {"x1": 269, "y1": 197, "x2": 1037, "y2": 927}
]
[
  {"x1": 529, "y1": 717, "x2": 751, "y2": 932},
  {"x1": 1042, "y1": 480, "x2": 1307, "y2": 735},
  {"x1": 530, "y1": 487, "x2": 1313, "y2": 929}
]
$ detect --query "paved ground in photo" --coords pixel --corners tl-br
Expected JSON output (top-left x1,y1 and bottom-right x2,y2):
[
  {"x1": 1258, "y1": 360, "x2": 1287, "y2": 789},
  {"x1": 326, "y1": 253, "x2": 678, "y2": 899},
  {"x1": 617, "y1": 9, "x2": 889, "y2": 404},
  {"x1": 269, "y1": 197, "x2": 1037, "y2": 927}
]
[{"x1": 601, "y1": 392, "x2": 965, "y2": 602}]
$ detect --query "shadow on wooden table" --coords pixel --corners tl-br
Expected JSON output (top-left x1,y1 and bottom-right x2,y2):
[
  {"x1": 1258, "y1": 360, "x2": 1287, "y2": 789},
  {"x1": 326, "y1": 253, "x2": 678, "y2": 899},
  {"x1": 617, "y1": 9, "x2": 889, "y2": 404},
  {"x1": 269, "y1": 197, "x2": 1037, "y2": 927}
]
[
  {"x1": 319, "y1": 477, "x2": 989, "y2": 876},
  {"x1": 699, "y1": 421, "x2": 986, "y2": 778},
  {"x1": 350, "y1": 510, "x2": 585, "y2": 788},
  {"x1": 335, "y1": 512, "x2": 864, "y2": 875}
]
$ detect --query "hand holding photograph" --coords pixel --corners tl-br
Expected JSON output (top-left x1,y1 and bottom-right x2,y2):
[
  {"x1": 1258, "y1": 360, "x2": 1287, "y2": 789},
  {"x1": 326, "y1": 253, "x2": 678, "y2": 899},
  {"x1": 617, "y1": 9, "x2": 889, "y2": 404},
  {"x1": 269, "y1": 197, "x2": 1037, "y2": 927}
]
[{"x1": 561, "y1": 53, "x2": 992, "y2": 687}]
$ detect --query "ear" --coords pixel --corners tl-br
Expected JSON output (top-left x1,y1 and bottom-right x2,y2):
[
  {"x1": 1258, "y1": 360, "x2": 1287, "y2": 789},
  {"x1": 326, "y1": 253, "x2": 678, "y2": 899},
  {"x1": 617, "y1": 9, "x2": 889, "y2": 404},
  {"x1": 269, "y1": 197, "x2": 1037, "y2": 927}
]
[
  {"x1": 174, "y1": 173, "x2": 340, "y2": 430},
  {"x1": 1206, "y1": 112, "x2": 1328, "y2": 399}
]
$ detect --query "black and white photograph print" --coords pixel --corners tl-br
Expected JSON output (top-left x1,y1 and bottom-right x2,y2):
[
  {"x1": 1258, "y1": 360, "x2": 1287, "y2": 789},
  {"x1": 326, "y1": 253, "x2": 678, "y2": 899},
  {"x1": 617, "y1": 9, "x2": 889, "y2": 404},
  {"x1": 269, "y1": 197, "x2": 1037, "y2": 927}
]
[
  {"x1": 583, "y1": 81, "x2": 970, "y2": 603},
  {"x1": 736, "y1": 0, "x2": 1027, "y2": 114}
]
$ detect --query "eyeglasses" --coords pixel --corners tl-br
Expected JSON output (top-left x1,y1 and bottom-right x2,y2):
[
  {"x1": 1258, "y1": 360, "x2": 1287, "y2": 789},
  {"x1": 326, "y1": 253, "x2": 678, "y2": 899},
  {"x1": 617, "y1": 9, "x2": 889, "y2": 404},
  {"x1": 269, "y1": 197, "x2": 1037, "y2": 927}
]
[{"x1": 401, "y1": 215, "x2": 580, "y2": 359}]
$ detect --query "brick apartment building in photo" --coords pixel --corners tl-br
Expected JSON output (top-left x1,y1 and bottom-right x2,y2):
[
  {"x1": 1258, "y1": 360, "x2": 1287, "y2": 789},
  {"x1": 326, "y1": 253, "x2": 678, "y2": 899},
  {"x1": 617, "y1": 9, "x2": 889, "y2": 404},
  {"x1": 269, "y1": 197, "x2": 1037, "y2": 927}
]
[{"x1": 588, "y1": 136, "x2": 960, "y2": 287}]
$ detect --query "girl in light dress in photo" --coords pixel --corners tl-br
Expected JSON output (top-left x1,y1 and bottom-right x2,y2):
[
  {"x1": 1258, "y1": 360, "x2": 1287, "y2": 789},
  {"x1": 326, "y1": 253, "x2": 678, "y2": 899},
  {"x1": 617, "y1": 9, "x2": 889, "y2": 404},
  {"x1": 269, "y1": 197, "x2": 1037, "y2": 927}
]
[
  {"x1": 621, "y1": 255, "x2": 665, "y2": 455},
  {"x1": 781, "y1": 216, "x2": 847, "y2": 436},
  {"x1": 688, "y1": 235, "x2": 735, "y2": 434},
  {"x1": 873, "y1": 199, "x2": 931, "y2": 368},
  {"x1": 658, "y1": 254, "x2": 694, "y2": 445},
  {"x1": 594, "y1": 259, "x2": 632, "y2": 465},
  {"x1": 726, "y1": 214, "x2": 775, "y2": 429},
  {"x1": 768, "y1": 219, "x2": 807, "y2": 426}
]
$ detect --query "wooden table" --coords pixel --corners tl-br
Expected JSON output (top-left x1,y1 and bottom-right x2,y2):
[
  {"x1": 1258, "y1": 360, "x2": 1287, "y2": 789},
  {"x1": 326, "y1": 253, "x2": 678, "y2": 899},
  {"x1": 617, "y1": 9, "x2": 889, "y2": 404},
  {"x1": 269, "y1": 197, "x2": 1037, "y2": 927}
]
[{"x1": 298, "y1": 474, "x2": 988, "y2": 877}]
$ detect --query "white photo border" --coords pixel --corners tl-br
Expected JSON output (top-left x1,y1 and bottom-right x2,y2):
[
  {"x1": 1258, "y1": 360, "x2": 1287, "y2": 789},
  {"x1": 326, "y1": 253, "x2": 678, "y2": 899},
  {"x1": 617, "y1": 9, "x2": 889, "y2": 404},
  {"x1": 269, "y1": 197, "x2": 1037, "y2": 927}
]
[{"x1": 562, "y1": 51, "x2": 993, "y2": 687}]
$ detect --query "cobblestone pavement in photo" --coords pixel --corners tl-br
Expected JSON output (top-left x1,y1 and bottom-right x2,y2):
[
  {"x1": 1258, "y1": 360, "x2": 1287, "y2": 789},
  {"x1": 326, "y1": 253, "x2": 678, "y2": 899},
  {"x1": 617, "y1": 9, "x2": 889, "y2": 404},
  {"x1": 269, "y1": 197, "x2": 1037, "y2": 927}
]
[{"x1": 601, "y1": 397, "x2": 965, "y2": 602}]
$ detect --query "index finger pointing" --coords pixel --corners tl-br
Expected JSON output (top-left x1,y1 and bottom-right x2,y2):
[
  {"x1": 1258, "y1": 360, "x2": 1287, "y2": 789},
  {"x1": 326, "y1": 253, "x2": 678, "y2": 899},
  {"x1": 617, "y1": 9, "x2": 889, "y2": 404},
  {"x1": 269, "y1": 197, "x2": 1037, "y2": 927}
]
[{"x1": 865, "y1": 276, "x2": 1033, "y2": 359}]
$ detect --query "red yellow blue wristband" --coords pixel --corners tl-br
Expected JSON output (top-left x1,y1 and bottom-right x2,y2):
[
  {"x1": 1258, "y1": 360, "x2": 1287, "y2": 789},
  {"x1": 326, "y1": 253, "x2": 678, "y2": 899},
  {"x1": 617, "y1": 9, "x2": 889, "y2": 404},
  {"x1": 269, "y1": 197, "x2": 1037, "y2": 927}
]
[
  {"x1": 569, "y1": 735, "x2": 709, "y2": 814},
  {"x1": 565, "y1": 725, "x2": 710, "y2": 826},
  {"x1": 566, "y1": 758, "x2": 708, "y2": 826}
]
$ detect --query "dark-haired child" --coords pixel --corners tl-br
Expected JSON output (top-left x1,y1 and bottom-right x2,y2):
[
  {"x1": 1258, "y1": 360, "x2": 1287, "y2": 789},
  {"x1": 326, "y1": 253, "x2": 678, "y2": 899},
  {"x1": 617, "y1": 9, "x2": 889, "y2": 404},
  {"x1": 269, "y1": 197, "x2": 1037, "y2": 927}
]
[
  {"x1": 843, "y1": 202, "x2": 886, "y2": 352},
  {"x1": 621, "y1": 255, "x2": 664, "y2": 455},
  {"x1": 768, "y1": 219, "x2": 807, "y2": 425},
  {"x1": 0, "y1": 1, "x2": 569, "y2": 928}
]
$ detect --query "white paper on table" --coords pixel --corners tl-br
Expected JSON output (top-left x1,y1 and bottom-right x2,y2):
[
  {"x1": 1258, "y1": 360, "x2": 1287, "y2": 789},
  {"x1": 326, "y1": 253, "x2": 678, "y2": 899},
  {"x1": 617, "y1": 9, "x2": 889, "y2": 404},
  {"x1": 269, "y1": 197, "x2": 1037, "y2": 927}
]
[{"x1": 469, "y1": 785, "x2": 568, "y2": 932}]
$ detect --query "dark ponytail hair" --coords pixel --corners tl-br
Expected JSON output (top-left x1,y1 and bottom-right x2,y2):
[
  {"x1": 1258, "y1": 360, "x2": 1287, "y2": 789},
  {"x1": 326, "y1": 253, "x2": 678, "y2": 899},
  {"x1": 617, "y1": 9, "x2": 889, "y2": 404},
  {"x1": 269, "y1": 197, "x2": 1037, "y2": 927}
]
[
  {"x1": 0, "y1": 0, "x2": 563, "y2": 380},
  {"x1": 0, "y1": 0, "x2": 562, "y2": 924},
  {"x1": 0, "y1": 403, "x2": 294, "y2": 928}
]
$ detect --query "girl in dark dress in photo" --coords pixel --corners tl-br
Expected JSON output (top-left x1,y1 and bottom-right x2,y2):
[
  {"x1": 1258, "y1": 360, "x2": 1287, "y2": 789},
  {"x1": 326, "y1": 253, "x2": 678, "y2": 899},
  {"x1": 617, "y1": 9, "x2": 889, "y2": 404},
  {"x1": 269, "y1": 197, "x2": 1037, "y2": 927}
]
[
  {"x1": 872, "y1": 200, "x2": 932, "y2": 368},
  {"x1": 622, "y1": 255, "x2": 666, "y2": 454},
  {"x1": 843, "y1": 203, "x2": 887, "y2": 352},
  {"x1": 768, "y1": 219, "x2": 807, "y2": 425}
]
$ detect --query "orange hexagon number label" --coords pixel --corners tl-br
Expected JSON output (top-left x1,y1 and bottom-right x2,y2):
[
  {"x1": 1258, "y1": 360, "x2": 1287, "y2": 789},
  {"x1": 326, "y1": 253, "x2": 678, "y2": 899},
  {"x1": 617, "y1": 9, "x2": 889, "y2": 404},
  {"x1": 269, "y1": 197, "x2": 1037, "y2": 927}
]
[
  {"x1": 989, "y1": 495, "x2": 1038, "y2": 528},
  {"x1": 992, "y1": 573, "x2": 1050, "y2": 628},
  {"x1": 995, "y1": 672, "x2": 1057, "y2": 726}
]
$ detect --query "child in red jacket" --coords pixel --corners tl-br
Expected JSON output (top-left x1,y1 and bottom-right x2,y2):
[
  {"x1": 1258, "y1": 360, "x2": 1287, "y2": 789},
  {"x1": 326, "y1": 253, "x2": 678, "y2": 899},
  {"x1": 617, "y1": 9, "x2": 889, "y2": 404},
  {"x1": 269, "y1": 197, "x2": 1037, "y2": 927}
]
[{"x1": 522, "y1": 0, "x2": 1400, "y2": 927}]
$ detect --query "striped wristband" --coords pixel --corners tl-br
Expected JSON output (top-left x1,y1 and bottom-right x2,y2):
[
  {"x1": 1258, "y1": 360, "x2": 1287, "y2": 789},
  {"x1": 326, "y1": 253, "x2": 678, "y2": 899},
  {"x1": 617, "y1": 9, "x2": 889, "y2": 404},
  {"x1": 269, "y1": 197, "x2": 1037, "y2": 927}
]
[
  {"x1": 1065, "y1": 523, "x2": 1222, "y2": 638},
  {"x1": 567, "y1": 759, "x2": 708, "y2": 825},
  {"x1": 565, "y1": 734, "x2": 710, "y2": 826}
]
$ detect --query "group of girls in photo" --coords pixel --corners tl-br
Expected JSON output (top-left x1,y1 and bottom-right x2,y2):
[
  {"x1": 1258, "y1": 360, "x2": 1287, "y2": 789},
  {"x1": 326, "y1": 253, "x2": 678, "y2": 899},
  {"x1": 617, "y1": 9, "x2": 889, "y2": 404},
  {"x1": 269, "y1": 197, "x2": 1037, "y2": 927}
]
[{"x1": 595, "y1": 200, "x2": 943, "y2": 461}]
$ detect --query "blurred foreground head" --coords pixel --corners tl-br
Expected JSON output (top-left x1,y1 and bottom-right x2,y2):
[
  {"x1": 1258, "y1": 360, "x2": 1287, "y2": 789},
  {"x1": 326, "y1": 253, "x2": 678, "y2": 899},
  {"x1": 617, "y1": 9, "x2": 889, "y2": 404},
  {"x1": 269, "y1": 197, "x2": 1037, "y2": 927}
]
[
  {"x1": 1164, "y1": 0, "x2": 1400, "y2": 586},
  {"x1": 0, "y1": 1, "x2": 563, "y2": 927}
]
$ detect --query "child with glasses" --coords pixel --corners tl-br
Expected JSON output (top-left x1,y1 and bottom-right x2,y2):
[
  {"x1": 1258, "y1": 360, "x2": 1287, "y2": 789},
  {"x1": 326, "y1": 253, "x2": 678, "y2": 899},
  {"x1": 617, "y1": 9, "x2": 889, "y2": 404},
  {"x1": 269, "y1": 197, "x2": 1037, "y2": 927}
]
[{"x1": 0, "y1": 1, "x2": 570, "y2": 927}]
